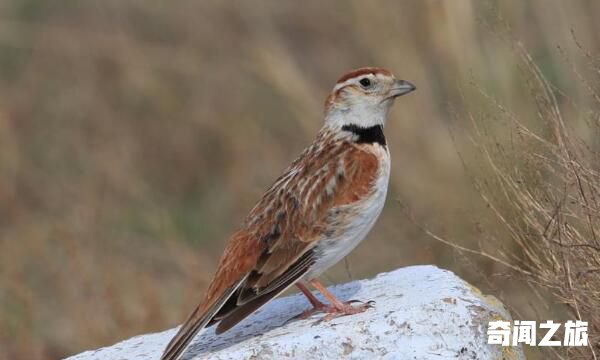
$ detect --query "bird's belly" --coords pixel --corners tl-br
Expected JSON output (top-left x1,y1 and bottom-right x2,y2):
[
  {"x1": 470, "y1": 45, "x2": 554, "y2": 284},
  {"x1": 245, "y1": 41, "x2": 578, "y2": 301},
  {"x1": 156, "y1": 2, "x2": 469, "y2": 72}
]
[{"x1": 304, "y1": 161, "x2": 389, "y2": 280}]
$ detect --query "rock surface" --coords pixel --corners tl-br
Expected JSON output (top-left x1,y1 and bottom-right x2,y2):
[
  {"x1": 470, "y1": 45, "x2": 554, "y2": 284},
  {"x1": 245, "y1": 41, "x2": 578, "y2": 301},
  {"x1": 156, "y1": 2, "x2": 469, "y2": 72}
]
[{"x1": 65, "y1": 265, "x2": 524, "y2": 360}]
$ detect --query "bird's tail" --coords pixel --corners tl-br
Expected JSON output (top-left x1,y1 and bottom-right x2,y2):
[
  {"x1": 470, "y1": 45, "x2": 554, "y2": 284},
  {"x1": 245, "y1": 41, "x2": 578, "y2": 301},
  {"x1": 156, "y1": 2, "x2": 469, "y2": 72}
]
[{"x1": 160, "y1": 280, "x2": 245, "y2": 360}]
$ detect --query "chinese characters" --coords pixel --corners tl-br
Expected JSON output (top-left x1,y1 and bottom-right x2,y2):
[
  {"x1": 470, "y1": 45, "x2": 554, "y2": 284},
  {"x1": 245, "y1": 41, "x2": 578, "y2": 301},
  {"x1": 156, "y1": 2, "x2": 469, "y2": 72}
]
[{"x1": 487, "y1": 320, "x2": 588, "y2": 347}]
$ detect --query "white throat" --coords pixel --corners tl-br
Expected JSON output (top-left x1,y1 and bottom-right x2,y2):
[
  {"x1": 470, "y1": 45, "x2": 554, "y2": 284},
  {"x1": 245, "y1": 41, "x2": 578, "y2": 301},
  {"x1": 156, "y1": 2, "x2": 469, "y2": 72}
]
[{"x1": 324, "y1": 102, "x2": 391, "y2": 129}]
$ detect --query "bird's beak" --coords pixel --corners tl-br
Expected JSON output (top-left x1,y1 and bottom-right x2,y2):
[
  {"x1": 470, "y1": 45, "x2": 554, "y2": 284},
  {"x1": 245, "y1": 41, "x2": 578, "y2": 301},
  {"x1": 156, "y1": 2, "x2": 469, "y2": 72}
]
[{"x1": 390, "y1": 79, "x2": 416, "y2": 98}]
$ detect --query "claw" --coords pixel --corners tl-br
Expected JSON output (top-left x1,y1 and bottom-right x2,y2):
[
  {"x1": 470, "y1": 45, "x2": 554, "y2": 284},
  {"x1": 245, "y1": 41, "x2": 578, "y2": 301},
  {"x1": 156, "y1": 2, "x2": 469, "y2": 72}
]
[{"x1": 345, "y1": 299, "x2": 364, "y2": 304}]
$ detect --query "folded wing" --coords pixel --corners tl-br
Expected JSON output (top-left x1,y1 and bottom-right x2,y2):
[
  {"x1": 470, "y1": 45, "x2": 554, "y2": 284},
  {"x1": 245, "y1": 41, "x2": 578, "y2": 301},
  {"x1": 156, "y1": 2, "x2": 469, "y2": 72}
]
[{"x1": 160, "y1": 136, "x2": 379, "y2": 360}]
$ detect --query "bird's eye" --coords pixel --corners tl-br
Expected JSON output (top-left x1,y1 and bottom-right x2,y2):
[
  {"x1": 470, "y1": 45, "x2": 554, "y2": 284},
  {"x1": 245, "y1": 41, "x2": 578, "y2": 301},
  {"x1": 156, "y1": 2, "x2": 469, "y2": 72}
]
[{"x1": 359, "y1": 78, "x2": 371, "y2": 88}]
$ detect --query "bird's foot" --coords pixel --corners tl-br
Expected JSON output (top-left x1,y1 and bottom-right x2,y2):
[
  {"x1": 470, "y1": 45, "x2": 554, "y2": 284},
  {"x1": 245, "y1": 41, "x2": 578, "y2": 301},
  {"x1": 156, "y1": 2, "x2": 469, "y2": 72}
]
[
  {"x1": 292, "y1": 301, "x2": 330, "y2": 320},
  {"x1": 291, "y1": 299, "x2": 375, "y2": 323},
  {"x1": 318, "y1": 299, "x2": 375, "y2": 322}
]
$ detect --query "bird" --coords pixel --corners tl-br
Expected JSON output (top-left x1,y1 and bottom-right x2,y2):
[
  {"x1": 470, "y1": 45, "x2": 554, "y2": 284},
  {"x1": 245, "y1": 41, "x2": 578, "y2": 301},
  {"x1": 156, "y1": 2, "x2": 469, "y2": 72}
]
[{"x1": 161, "y1": 67, "x2": 416, "y2": 360}]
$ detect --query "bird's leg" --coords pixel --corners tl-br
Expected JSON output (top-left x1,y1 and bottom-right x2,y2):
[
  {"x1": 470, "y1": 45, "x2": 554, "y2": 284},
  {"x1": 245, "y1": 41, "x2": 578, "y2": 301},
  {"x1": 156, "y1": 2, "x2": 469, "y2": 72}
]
[
  {"x1": 309, "y1": 279, "x2": 374, "y2": 321},
  {"x1": 293, "y1": 283, "x2": 328, "y2": 320},
  {"x1": 297, "y1": 283, "x2": 325, "y2": 308}
]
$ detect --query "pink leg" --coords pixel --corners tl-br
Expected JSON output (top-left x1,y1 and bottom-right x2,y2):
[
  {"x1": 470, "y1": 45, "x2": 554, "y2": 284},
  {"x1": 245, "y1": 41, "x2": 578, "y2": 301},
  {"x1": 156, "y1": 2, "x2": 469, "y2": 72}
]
[{"x1": 294, "y1": 283, "x2": 328, "y2": 320}]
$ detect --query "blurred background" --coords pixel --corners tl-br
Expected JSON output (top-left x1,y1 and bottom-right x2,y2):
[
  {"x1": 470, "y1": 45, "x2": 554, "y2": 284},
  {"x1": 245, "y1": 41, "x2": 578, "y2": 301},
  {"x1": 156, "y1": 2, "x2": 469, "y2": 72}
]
[{"x1": 0, "y1": 1, "x2": 599, "y2": 359}]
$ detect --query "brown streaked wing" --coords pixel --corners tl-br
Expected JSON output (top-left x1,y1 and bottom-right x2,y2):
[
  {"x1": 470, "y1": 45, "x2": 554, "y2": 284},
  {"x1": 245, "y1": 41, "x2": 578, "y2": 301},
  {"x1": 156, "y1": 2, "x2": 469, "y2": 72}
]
[
  {"x1": 210, "y1": 139, "x2": 380, "y2": 323},
  {"x1": 161, "y1": 133, "x2": 380, "y2": 359}
]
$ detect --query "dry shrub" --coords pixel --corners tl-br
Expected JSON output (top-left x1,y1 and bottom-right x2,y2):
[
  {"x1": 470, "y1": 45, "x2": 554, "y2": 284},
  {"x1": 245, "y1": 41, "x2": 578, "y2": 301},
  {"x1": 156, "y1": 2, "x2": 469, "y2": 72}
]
[{"x1": 437, "y1": 34, "x2": 600, "y2": 359}]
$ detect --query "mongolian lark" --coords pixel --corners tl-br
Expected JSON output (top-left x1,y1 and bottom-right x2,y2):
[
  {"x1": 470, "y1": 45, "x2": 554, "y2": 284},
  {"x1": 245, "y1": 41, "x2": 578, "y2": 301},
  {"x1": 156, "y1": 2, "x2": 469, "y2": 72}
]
[{"x1": 161, "y1": 67, "x2": 416, "y2": 360}]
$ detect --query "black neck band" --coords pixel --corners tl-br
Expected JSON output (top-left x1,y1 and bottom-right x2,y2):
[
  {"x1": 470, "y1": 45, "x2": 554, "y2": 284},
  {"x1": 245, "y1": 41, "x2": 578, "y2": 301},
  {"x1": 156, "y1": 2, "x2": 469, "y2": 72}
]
[{"x1": 341, "y1": 124, "x2": 386, "y2": 147}]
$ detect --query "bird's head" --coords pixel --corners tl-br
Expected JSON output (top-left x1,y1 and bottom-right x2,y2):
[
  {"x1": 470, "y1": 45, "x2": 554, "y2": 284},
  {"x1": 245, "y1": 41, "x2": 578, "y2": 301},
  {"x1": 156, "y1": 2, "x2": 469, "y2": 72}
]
[{"x1": 324, "y1": 67, "x2": 415, "y2": 128}]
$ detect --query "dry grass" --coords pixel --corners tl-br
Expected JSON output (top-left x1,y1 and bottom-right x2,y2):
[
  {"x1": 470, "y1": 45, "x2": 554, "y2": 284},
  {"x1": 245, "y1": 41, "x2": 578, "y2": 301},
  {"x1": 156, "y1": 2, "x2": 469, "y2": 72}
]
[
  {"x1": 0, "y1": 1, "x2": 599, "y2": 359},
  {"x1": 427, "y1": 29, "x2": 600, "y2": 358}
]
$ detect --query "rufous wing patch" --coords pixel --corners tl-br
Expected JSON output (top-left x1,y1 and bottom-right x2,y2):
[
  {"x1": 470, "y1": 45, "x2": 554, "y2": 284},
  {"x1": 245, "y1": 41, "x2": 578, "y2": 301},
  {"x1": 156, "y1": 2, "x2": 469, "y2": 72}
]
[
  {"x1": 333, "y1": 147, "x2": 379, "y2": 206},
  {"x1": 199, "y1": 231, "x2": 265, "y2": 314}
]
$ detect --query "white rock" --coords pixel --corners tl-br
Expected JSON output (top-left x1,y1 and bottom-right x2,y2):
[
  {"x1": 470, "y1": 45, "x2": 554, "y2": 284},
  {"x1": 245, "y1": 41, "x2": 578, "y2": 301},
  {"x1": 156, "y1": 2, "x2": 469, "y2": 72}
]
[{"x1": 65, "y1": 265, "x2": 524, "y2": 360}]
